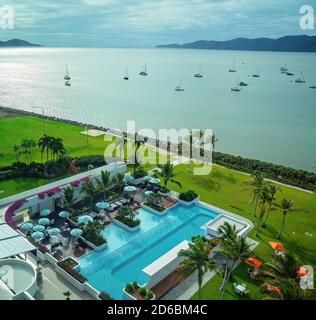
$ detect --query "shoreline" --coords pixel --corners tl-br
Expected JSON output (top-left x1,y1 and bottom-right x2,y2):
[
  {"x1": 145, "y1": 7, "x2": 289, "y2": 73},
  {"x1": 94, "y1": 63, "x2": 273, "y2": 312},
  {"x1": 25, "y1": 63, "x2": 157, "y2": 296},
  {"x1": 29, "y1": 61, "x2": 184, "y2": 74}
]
[{"x1": 0, "y1": 105, "x2": 315, "y2": 194}]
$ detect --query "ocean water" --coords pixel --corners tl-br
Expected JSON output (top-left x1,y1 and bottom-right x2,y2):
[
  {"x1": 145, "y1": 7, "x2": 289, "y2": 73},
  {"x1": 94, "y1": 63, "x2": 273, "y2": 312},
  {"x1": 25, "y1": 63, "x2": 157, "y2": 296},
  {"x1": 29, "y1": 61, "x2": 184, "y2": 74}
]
[{"x1": 0, "y1": 47, "x2": 315, "y2": 171}]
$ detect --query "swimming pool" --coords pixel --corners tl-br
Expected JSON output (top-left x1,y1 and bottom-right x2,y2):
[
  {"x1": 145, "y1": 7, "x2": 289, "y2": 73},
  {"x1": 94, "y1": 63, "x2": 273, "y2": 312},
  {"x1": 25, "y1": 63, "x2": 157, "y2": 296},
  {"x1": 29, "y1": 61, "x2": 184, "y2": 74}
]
[{"x1": 77, "y1": 203, "x2": 220, "y2": 299}]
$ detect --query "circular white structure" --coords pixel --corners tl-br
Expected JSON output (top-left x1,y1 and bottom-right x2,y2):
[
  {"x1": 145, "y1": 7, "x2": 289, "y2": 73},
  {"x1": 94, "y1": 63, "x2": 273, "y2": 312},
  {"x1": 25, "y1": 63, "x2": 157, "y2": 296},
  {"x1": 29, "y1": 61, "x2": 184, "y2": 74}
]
[{"x1": 0, "y1": 259, "x2": 37, "y2": 300}]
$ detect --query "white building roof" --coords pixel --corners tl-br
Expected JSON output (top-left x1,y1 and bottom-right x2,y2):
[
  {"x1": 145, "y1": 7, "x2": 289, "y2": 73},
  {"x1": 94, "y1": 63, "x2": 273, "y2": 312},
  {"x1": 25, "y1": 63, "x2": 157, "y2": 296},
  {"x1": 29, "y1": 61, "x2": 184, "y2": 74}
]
[
  {"x1": 0, "y1": 224, "x2": 20, "y2": 240},
  {"x1": 143, "y1": 240, "x2": 189, "y2": 277},
  {"x1": 0, "y1": 236, "x2": 36, "y2": 260}
]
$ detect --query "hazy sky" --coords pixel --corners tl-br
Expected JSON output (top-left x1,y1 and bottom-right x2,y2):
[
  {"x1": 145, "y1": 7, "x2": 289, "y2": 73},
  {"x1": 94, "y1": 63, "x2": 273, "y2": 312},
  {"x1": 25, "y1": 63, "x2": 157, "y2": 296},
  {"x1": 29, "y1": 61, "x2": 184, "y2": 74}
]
[{"x1": 1, "y1": 0, "x2": 315, "y2": 47}]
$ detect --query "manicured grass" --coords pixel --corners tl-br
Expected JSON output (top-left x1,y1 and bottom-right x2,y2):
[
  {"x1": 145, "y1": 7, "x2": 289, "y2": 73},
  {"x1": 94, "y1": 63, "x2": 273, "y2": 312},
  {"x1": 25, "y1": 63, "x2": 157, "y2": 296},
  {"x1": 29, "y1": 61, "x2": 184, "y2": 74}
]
[
  {"x1": 169, "y1": 164, "x2": 316, "y2": 300},
  {"x1": 0, "y1": 116, "x2": 165, "y2": 166},
  {"x1": 0, "y1": 177, "x2": 59, "y2": 199}
]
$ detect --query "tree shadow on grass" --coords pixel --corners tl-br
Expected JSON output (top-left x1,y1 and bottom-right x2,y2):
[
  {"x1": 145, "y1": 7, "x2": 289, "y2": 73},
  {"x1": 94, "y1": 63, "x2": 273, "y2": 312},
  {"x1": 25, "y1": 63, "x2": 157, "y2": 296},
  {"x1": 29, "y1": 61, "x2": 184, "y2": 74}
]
[
  {"x1": 212, "y1": 170, "x2": 237, "y2": 184},
  {"x1": 190, "y1": 175, "x2": 221, "y2": 192}
]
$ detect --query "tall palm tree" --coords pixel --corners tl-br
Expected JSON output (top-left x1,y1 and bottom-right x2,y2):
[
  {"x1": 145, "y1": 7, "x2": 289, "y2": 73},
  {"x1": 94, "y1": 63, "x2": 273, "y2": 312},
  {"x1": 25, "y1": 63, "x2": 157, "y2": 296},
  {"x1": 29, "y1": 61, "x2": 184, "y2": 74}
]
[
  {"x1": 38, "y1": 135, "x2": 52, "y2": 163},
  {"x1": 262, "y1": 184, "x2": 280, "y2": 227},
  {"x1": 243, "y1": 172, "x2": 265, "y2": 217},
  {"x1": 114, "y1": 173, "x2": 126, "y2": 193},
  {"x1": 158, "y1": 162, "x2": 182, "y2": 191},
  {"x1": 81, "y1": 179, "x2": 98, "y2": 207},
  {"x1": 96, "y1": 170, "x2": 112, "y2": 200},
  {"x1": 211, "y1": 134, "x2": 219, "y2": 151},
  {"x1": 62, "y1": 186, "x2": 75, "y2": 210},
  {"x1": 50, "y1": 137, "x2": 65, "y2": 160},
  {"x1": 13, "y1": 144, "x2": 21, "y2": 162},
  {"x1": 273, "y1": 199, "x2": 306, "y2": 239},
  {"x1": 255, "y1": 185, "x2": 270, "y2": 236},
  {"x1": 132, "y1": 133, "x2": 148, "y2": 175},
  {"x1": 218, "y1": 221, "x2": 238, "y2": 241},
  {"x1": 217, "y1": 234, "x2": 251, "y2": 300},
  {"x1": 178, "y1": 237, "x2": 217, "y2": 300}
]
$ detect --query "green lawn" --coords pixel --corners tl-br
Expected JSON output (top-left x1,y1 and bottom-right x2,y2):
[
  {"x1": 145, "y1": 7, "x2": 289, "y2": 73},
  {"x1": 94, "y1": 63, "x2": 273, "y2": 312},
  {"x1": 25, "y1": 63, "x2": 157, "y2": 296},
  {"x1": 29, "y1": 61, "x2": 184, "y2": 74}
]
[{"x1": 169, "y1": 164, "x2": 316, "y2": 300}]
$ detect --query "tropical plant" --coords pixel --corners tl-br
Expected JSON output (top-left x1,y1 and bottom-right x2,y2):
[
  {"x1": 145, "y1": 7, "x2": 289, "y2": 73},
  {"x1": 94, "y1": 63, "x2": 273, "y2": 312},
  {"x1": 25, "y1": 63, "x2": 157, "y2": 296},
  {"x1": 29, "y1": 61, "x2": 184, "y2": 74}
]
[
  {"x1": 216, "y1": 232, "x2": 251, "y2": 300},
  {"x1": 13, "y1": 144, "x2": 21, "y2": 161},
  {"x1": 255, "y1": 185, "x2": 271, "y2": 236},
  {"x1": 178, "y1": 237, "x2": 217, "y2": 300},
  {"x1": 132, "y1": 133, "x2": 148, "y2": 175},
  {"x1": 145, "y1": 193, "x2": 165, "y2": 211},
  {"x1": 114, "y1": 173, "x2": 126, "y2": 193},
  {"x1": 63, "y1": 290, "x2": 71, "y2": 300},
  {"x1": 20, "y1": 139, "x2": 36, "y2": 163},
  {"x1": 62, "y1": 186, "x2": 75, "y2": 210},
  {"x1": 262, "y1": 184, "x2": 280, "y2": 227},
  {"x1": 218, "y1": 221, "x2": 238, "y2": 241},
  {"x1": 96, "y1": 170, "x2": 112, "y2": 200},
  {"x1": 243, "y1": 172, "x2": 265, "y2": 217},
  {"x1": 38, "y1": 135, "x2": 52, "y2": 163},
  {"x1": 49, "y1": 137, "x2": 65, "y2": 160},
  {"x1": 211, "y1": 134, "x2": 219, "y2": 151},
  {"x1": 273, "y1": 199, "x2": 307, "y2": 239},
  {"x1": 80, "y1": 179, "x2": 98, "y2": 207},
  {"x1": 158, "y1": 162, "x2": 182, "y2": 191}
]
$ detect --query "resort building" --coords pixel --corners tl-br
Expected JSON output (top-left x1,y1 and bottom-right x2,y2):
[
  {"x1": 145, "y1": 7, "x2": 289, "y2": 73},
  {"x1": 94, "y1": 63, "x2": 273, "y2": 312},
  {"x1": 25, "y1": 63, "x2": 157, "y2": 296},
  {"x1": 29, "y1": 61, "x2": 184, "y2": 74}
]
[{"x1": 0, "y1": 161, "x2": 253, "y2": 300}]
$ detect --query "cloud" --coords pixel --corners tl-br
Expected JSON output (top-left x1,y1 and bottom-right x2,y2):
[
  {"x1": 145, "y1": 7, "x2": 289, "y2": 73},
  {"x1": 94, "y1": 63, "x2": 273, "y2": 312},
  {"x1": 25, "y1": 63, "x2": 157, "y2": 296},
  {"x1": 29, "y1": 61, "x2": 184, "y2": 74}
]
[{"x1": 1, "y1": 0, "x2": 315, "y2": 46}]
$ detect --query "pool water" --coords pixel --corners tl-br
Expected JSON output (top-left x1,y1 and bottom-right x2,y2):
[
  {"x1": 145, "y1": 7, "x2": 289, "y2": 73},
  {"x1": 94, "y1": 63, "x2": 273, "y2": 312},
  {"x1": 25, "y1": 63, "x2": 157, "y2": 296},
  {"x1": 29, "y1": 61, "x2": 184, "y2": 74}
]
[{"x1": 78, "y1": 203, "x2": 219, "y2": 299}]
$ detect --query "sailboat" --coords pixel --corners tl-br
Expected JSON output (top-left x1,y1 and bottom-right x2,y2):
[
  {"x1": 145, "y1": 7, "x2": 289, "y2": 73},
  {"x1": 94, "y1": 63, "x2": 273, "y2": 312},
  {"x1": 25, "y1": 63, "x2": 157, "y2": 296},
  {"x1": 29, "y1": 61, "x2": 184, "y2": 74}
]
[
  {"x1": 286, "y1": 71, "x2": 294, "y2": 76},
  {"x1": 139, "y1": 63, "x2": 148, "y2": 76},
  {"x1": 64, "y1": 64, "x2": 71, "y2": 81},
  {"x1": 229, "y1": 60, "x2": 237, "y2": 73},
  {"x1": 175, "y1": 80, "x2": 184, "y2": 92},
  {"x1": 64, "y1": 79, "x2": 71, "y2": 87},
  {"x1": 309, "y1": 85, "x2": 316, "y2": 89},
  {"x1": 239, "y1": 81, "x2": 248, "y2": 87},
  {"x1": 295, "y1": 72, "x2": 306, "y2": 83},
  {"x1": 124, "y1": 67, "x2": 129, "y2": 80},
  {"x1": 280, "y1": 65, "x2": 288, "y2": 73},
  {"x1": 231, "y1": 77, "x2": 241, "y2": 92},
  {"x1": 252, "y1": 69, "x2": 260, "y2": 78},
  {"x1": 194, "y1": 66, "x2": 203, "y2": 78}
]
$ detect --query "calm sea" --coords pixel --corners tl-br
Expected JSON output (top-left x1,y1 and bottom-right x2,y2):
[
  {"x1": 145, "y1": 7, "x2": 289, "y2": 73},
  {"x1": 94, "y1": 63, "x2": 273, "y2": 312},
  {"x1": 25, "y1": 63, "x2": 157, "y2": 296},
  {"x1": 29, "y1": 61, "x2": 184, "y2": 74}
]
[{"x1": 0, "y1": 47, "x2": 315, "y2": 171}]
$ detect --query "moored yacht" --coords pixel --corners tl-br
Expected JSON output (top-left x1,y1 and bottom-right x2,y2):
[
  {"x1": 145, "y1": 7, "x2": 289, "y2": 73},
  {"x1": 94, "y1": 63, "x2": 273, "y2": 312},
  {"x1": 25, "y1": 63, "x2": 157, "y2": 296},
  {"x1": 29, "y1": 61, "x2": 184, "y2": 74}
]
[
  {"x1": 231, "y1": 78, "x2": 241, "y2": 92},
  {"x1": 175, "y1": 80, "x2": 184, "y2": 92},
  {"x1": 229, "y1": 60, "x2": 237, "y2": 73},
  {"x1": 252, "y1": 69, "x2": 260, "y2": 78},
  {"x1": 295, "y1": 72, "x2": 306, "y2": 83},
  {"x1": 194, "y1": 67, "x2": 203, "y2": 78},
  {"x1": 139, "y1": 63, "x2": 148, "y2": 76},
  {"x1": 124, "y1": 67, "x2": 129, "y2": 80},
  {"x1": 64, "y1": 64, "x2": 71, "y2": 81},
  {"x1": 280, "y1": 65, "x2": 288, "y2": 73},
  {"x1": 64, "y1": 79, "x2": 71, "y2": 87}
]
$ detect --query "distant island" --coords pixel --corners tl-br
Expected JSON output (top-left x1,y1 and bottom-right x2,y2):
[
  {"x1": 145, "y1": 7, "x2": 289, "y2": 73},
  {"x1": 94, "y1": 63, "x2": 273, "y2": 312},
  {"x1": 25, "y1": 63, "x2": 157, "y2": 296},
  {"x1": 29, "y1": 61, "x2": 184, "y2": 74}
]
[
  {"x1": 0, "y1": 39, "x2": 41, "y2": 47},
  {"x1": 157, "y1": 35, "x2": 316, "y2": 52}
]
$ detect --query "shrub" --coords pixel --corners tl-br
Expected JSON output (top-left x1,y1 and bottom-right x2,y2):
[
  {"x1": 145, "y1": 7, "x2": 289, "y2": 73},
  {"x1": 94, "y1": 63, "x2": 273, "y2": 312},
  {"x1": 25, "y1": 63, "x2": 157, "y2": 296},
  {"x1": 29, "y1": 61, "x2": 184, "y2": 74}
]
[
  {"x1": 125, "y1": 283, "x2": 134, "y2": 293},
  {"x1": 75, "y1": 155, "x2": 106, "y2": 169},
  {"x1": 82, "y1": 221, "x2": 107, "y2": 246},
  {"x1": 147, "y1": 290, "x2": 154, "y2": 300},
  {"x1": 99, "y1": 291, "x2": 113, "y2": 300},
  {"x1": 139, "y1": 288, "x2": 147, "y2": 297},
  {"x1": 144, "y1": 193, "x2": 165, "y2": 212},
  {"x1": 134, "y1": 166, "x2": 147, "y2": 179},
  {"x1": 116, "y1": 206, "x2": 140, "y2": 228},
  {"x1": 179, "y1": 190, "x2": 198, "y2": 202},
  {"x1": 57, "y1": 261, "x2": 87, "y2": 284}
]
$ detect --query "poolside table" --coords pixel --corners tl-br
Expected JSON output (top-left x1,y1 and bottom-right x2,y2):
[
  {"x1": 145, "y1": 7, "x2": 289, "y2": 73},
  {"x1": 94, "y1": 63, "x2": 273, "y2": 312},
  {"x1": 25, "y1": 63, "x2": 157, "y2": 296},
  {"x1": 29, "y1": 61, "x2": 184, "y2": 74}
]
[{"x1": 235, "y1": 285, "x2": 247, "y2": 295}]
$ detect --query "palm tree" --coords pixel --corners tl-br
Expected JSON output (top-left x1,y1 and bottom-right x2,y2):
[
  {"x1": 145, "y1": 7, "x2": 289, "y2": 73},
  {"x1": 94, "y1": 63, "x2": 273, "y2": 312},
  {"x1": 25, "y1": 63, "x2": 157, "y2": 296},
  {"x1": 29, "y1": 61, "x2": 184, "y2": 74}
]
[
  {"x1": 62, "y1": 186, "x2": 75, "y2": 210},
  {"x1": 218, "y1": 221, "x2": 238, "y2": 241},
  {"x1": 38, "y1": 135, "x2": 52, "y2": 163},
  {"x1": 114, "y1": 173, "x2": 126, "y2": 193},
  {"x1": 50, "y1": 137, "x2": 65, "y2": 160},
  {"x1": 63, "y1": 290, "x2": 71, "y2": 300},
  {"x1": 216, "y1": 232, "x2": 251, "y2": 300},
  {"x1": 255, "y1": 185, "x2": 270, "y2": 236},
  {"x1": 243, "y1": 172, "x2": 265, "y2": 217},
  {"x1": 261, "y1": 278, "x2": 310, "y2": 300},
  {"x1": 158, "y1": 162, "x2": 182, "y2": 191},
  {"x1": 262, "y1": 184, "x2": 280, "y2": 227},
  {"x1": 132, "y1": 133, "x2": 148, "y2": 175},
  {"x1": 96, "y1": 170, "x2": 112, "y2": 200},
  {"x1": 81, "y1": 179, "x2": 98, "y2": 207},
  {"x1": 211, "y1": 134, "x2": 219, "y2": 151},
  {"x1": 273, "y1": 199, "x2": 306, "y2": 239},
  {"x1": 178, "y1": 237, "x2": 217, "y2": 300},
  {"x1": 13, "y1": 145, "x2": 21, "y2": 162}
]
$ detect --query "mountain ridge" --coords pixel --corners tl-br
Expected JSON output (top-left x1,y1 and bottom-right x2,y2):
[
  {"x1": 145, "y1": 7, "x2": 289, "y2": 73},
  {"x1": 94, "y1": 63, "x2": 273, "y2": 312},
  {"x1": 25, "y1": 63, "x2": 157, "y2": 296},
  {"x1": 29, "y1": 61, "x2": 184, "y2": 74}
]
[
  {"x1": 0, "y1": 39, "x2": 42, "y2": 47},
  {"x1": 157, "y1": 35, "x2": 316, "y2": 52}
]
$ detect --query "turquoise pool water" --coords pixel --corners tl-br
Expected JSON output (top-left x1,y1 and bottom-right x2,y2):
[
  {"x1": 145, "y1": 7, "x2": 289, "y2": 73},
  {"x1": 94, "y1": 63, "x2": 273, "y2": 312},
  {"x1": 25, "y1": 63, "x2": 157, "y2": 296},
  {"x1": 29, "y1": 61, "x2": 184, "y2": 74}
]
[{"x1": 77, "y1": 203, "x2": 219, "y2": 299}]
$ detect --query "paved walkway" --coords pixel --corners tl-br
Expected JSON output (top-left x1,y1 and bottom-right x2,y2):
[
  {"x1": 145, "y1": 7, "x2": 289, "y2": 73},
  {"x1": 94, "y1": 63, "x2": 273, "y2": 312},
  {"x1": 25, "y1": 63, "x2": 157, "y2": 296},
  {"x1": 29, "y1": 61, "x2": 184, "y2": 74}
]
[{"x1": 27, "y1": 254, "x2": 94, "y2": 300}]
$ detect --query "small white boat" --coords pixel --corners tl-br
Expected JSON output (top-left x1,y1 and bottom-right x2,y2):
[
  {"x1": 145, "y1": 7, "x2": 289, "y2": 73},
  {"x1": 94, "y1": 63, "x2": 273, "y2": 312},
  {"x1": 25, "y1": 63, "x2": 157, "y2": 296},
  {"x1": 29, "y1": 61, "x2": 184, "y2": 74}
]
[
  {"x1": 139, "y1": 63, "x2": 148, "y2": 76},
  {"x1": 229, "y1": 60, "x2": 237, "y2": 73},
  {"x1": 65, "y1": 80, "x2": 71, "y2": 87},
  {"x1": 231, "y1": 78, "x2": 241, "y2": 92},
  {"x1": 295, "y1": 72, "x2": 306, "y2": 83},
  {"x1": 280, "y1": 65, "x2": 288, "y2": 73},
  {"x1": 175, "y1": 80, "x2": 184, "y2": 92},
  {"x1": 252, "y1": 69, "x2": 260, "y2": 78},
  {"x1": 194, "y1": 67, "x2": 203, "y2": 78},
  {"x1": 64, "y1": 64, "x2": 71, "y2": 81},
  {"x1": 124, "y1": 67, "x2": 129, "y2": 80}
]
